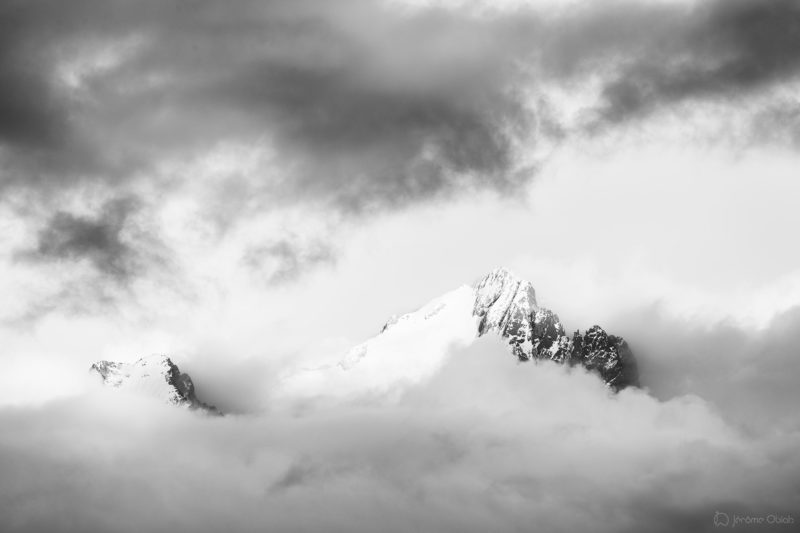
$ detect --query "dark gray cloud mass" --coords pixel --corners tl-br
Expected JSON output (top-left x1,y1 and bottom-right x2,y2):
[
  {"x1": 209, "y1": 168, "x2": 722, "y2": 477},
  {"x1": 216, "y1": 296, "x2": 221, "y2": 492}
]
[
  {"x1": 0, "y1": 0, "x2": 70, "y2": 150},
  {"x1": 16, "y1": 196, "x2": 146, "y2": 282},
  {"x1": 1, "y1": 0, "x2": 797, "y2": 213},
  {"x1": 0, "y1": 0, "x2": 797, "y2": 296},
  {"x1": 2, "y1": 195, "x2": 173, "y2": 324},
  {"x1": 594, "y1": 0, "x2": 800, "y2": 126},
  {"x1": 0, "y1": 0, "x2": 547, "y2": 287},
  {"x1": 0, "y1": 0, "x2": 544, "y2": 209},
  {"x1": 29, "y1": 198, "x2": 141, "y2": 280}
]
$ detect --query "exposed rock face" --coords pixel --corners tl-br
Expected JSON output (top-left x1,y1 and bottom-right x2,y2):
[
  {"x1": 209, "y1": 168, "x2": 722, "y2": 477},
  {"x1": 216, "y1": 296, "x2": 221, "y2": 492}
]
[
  {"x1": 90, "y1": 355, "x2": 221, "y2": 414},
  {"x1": 531, "y1": 309, "x2": 573, "y2": 364},
  {"x1": 573, "y1": 326, "x2": 639, "y2": 390},
  {"x1": 473, "y1": 268, "x2": 639, "y2": 390},
  {"x1": 474, "y1": 267, "x2": 538, "y2": 355}
]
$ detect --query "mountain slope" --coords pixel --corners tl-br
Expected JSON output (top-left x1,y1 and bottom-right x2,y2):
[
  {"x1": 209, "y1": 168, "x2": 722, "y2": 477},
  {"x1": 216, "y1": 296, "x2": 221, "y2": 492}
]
[
  {"x1": 90, "y1": 354, "x2": 220, "y2": 414},
  {"x1": 282, "y1": 285, "x2": 480, "y2": 398},
  {"x1": 280, "y1": 267, "x2": 639, "y2": 398}
]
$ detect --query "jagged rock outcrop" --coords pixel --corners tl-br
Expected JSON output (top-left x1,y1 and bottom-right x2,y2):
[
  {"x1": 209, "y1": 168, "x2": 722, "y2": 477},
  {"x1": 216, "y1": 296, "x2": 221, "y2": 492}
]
[
  {"x1": 572, "y1": 326, "x2": 639, "y2": 389},
  {"x1": 90, "y1": 354, "x2": 221, "y2": 414},
  {"x1": 531, "y1": 309, "x2": 573, "y2": 364},
  {"x1": 473, "y1": 268, "x2": 639, "y2": 390}
]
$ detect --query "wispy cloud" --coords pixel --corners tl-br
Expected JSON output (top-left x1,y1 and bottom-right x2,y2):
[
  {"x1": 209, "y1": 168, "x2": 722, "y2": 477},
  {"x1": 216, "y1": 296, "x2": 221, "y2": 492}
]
[{"x1": 243, "y1": 238, "x2": 335, "y2": 285}]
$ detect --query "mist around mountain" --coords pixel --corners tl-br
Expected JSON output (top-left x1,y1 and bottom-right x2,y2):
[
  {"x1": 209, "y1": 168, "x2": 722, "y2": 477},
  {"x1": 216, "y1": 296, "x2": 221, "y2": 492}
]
[{"x1": 94, "y1": 268, "x2": 640, "y2": 411}]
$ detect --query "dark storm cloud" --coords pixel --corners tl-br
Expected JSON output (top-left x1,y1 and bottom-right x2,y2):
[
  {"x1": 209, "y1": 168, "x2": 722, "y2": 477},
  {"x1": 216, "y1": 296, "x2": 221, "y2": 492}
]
[
  {"x1": 2, "y1": 0, "x2": 799, "y2": 209},
  {"x1": 16, "y1": 196, "x2": 148, "y2": 282},
  {"x1": 0, "y1": 0, "x2": 141, "y2": 179},
  {"x1": 0, "y1": 0, "x2": 545, "y2": 210},
  {"x1": 593, "y1": 0, "x2": 800, "y2": 126},
  {"x1": 0, "y1": 49, "x2": 64, "y2": 150},
  {"x1": 0, "y1": 1, "x2": 70, "y2": 149}
]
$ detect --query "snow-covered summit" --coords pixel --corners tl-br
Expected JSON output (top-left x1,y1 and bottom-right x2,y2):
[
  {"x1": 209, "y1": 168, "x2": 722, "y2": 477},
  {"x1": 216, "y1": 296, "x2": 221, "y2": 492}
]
[
  {"x1": 474, "y1": 267, "x2": 539, "y2": 357},
  {"x1": 90, "y1": 354, "x2": 220, "y2": 414},
  {"x1": 279, "y1": 267, "x2": 639, "y2": 399}
]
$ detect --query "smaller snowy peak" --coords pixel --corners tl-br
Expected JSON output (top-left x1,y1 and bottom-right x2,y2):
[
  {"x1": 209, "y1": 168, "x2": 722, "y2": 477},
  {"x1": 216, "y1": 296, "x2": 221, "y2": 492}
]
[
  {"x1": 90, "y1": 360, "x2": 126, "y2": 386},
  {"x1": 90, "y1": 354, "x2": 220, "y2": 414}
]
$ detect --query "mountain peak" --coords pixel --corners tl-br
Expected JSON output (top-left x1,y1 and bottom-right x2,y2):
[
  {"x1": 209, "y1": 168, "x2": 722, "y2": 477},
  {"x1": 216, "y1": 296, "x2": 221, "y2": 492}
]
[
  {"x1": 474, "y1": 268, "x2": 537, "y2": 311},
  {"x1": 279, "y1": 269, "x2": 639, "y2": 399},
  {"x1": 475, "y1": 267, "x2": 529, "y2": 292},
  {"x1": 471, "y1": 268, "x2": 638, "y2": 389},
  {"x1": 479, "y1": 266, "x2": 517, "y2": 280},
  {"x1": 474, "y1": 267, "x2": 539, "y2": 353},
  {"x1": 90, "y1": 354, "x2": 221, "y2": 414}
]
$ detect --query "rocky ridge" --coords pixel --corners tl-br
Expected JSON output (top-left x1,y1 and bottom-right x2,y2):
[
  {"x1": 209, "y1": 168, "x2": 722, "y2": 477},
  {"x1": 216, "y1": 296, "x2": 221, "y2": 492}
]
[{"x1": 472, "y1": 268, "x2": 638, "y2": 389}]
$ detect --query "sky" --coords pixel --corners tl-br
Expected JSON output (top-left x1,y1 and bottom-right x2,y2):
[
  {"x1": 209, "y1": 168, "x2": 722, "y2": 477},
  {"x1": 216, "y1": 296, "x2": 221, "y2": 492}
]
[{"x1": 1, "y1": 0, "x2": 800, "y2": 531}]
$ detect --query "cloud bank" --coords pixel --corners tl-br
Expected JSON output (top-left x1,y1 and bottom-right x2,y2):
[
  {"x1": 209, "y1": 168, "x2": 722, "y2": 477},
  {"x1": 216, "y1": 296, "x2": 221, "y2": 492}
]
[{"x1": 1, "y1": 337, "x2": 798, "y2": 533}]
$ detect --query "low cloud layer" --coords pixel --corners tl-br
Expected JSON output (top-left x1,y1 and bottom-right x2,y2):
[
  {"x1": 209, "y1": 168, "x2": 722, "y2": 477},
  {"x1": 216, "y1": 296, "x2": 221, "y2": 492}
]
[
  {"x1": 1, "y1": 336, "x2": 798, "y2": 533},
  {"x1": 619, "y1": 304, "x2": 800, "y2": 433}
]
